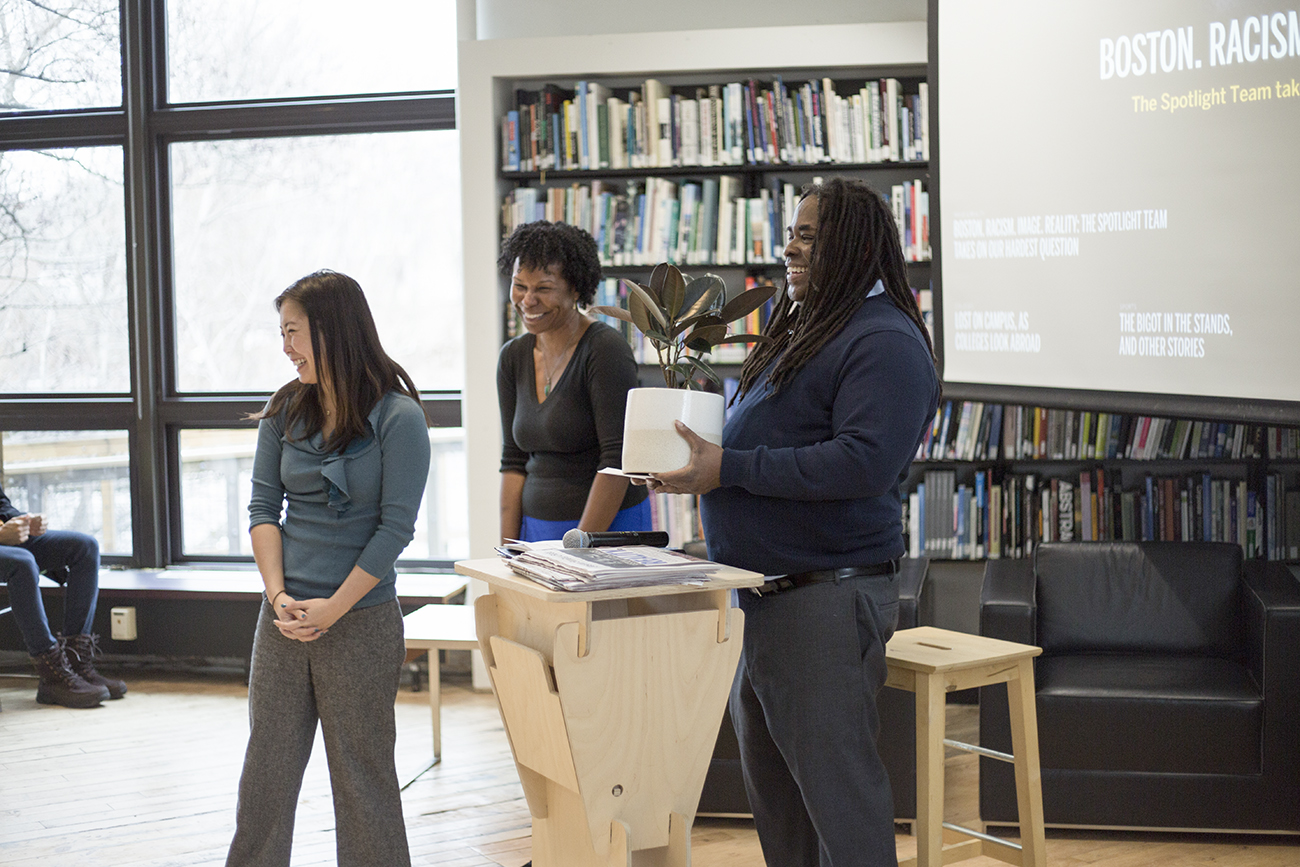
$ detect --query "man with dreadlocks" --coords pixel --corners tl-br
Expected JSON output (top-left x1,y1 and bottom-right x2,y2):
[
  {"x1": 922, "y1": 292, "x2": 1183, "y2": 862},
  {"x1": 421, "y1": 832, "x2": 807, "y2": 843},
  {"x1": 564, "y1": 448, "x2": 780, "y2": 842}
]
[{"x1": 647, "y1": 177, "x2": 939, "y2": 866}]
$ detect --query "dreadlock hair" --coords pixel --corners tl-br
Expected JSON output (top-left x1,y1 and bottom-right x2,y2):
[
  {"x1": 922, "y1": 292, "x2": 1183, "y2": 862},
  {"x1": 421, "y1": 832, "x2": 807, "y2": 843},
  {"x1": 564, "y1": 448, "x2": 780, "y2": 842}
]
[
  {"x1": 497, "y1": 220, "x2": 603, "y2": 307},
  {"x1": 254, "y1": 270, "x2": 427, "y2": 454},
  {"x1": 735, "y1": 177, "x2": 937, "y2": 401}
]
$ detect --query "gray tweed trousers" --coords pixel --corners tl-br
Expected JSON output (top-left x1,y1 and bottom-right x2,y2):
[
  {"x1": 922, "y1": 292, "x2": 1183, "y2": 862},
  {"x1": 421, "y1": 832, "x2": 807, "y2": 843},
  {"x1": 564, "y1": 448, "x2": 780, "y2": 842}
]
[{"x1": 225, "y1": 598, "x2": 410, "y2": 867}]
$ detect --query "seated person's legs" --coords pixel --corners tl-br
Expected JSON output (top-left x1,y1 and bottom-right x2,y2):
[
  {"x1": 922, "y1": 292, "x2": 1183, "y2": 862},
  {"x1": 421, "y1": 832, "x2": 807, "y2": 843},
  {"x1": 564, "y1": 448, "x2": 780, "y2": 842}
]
[
  {"x1": 27, "y1": 530, "x2": 126, "y2": 700},
  {"x1": 0, "y1": 536, "x2": 115, "y2": 708}
]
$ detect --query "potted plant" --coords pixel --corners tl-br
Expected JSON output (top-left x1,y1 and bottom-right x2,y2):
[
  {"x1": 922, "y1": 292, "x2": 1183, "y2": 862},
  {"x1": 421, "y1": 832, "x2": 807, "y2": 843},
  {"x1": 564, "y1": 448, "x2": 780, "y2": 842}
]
[{"x1": 590, "y1": 263, "x2": 776, "y2": 473}]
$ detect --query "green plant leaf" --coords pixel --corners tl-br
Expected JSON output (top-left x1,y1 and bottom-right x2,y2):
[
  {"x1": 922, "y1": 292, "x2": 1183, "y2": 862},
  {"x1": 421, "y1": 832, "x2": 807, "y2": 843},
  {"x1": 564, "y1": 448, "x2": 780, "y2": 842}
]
[
  {"x1": 587, "y1": 305, "x2": 634, "y2": 323},
  {"x1": 621, "y1": 278, "x2": 669, "y2": 334},
  {"x1": 627, "y1": 290, "x2": 654, "y2": 336},
  {"x1": 719, "y1": 282, "x2": 778, "y2": 324},
  {"x1": 646, "y1": 264, "x2": 670, "y2": 306},
  {"x1": 672, "y1": 312, "x2": 723, "y2": 338},
  {"x1": 667, "y1": 361, "x2": 698, "y2": 388},
  {"x1": 685, "y1": 323, "x2": 728, "y2": 349},
  {"x1": 664, "y1": 265, "x2": 687, "y2": 318},
  {"x1": 679, "y1": 275, "x2": 724, "y2": 321},
  {"x1": 685, "y1": 355, "x2": 722, "y2": 388}
]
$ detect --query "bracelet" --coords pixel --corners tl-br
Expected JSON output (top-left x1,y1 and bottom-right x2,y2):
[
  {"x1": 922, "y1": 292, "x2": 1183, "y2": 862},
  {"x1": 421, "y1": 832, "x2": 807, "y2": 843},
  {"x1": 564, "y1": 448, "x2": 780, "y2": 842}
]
[{"x1": 267, "y1": 589, "x2": 289, "y2": 606}]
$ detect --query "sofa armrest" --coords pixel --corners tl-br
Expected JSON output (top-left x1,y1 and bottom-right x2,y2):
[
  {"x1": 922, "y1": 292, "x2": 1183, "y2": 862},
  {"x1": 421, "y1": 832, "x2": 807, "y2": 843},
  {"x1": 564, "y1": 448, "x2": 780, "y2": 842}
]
[
  {"x1": 1241, "y1": 561, "x2": 1300, "y2": 683},
  {"x1": 980, "y1": 558, "x2": 1037, "y2": 645},
  {"x1": 1242, "y1": 560, "x2": 1300, "y2": 828},
  {"x1": 897, "y1": 557, "x2": 928, "y2": 631}
]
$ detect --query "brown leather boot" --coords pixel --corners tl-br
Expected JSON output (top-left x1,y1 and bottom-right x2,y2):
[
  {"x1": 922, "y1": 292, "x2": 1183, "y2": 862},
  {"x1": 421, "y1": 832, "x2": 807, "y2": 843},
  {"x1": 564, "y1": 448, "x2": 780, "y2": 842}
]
[
  {"x1": 33, "y1": 643, "x2": 110, "y2": 708},
  {"x1": 61, "y1": 634, "x2": 128, "y2": 700}
]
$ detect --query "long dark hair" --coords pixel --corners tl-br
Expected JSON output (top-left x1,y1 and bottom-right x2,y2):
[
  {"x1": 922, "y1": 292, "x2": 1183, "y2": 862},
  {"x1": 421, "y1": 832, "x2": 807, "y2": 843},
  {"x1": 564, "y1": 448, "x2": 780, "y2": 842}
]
[
  {"x1": 254, "y1": 270, "x2": 425, "y2": 453},
  {"x1": 736, "y1": 177, "x2": 937, "y2": 400}
]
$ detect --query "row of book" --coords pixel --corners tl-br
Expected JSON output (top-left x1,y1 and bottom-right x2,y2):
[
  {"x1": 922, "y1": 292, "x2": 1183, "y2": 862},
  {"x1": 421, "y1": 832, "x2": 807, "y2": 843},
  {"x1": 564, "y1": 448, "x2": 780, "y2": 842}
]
[
  {"x1": 918, "y1": 401, "x2": 1277, "y2": 463},
  {"x1": 502, "y1": 177, "x2": 932, "y2": 269},
  {"x1": 502, "y1": 76, "x2": 929, "y2": 173},
  {"x1": 906, "y1": 468, "x2": 1285, "y2": 560},
  {"x1": 647, "y1": 488, "x2": 703, "y2": 549},
  {"x1": 510, "y1": 273, "x2": 936, "y2": 373}
]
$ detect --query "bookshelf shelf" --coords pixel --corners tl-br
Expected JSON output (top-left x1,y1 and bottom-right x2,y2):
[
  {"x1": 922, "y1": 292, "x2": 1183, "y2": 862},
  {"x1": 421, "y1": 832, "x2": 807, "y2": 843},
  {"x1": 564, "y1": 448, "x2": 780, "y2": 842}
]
[
  {"x1": 908, "y1": 399, "x2": 1300, "y2": 563},
  {"x1": 501, "y1": 160, "x2": 929, "y2": 182}
]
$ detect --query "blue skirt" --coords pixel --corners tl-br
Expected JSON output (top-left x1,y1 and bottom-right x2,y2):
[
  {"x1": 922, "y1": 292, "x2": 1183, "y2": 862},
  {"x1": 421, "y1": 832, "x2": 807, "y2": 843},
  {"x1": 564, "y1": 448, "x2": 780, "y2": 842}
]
[{"x1": 519, "y1": 498, "x2": 653, "y2": 543}]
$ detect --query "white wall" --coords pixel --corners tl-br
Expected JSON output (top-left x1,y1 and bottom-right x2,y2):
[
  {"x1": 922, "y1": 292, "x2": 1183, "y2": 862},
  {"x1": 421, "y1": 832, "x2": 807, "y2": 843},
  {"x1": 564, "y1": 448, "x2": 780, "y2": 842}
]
[{"x1": 473, "y1": 0, "x2": 926, "y2": 40}]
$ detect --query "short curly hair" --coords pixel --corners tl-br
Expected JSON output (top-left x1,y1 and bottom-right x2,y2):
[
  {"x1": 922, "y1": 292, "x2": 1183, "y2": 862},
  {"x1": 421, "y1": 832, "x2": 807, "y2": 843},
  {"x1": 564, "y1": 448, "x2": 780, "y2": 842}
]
[{"x1": 497, "y1": 221, "x2": 602, "y2": 307}]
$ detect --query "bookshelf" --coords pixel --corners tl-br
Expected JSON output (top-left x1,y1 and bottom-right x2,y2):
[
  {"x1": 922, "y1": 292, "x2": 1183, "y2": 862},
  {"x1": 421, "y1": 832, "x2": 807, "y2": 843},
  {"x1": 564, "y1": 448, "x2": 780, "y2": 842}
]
[{"x1": 908, "y1": 400, "x2": 1300, "y2": 563}]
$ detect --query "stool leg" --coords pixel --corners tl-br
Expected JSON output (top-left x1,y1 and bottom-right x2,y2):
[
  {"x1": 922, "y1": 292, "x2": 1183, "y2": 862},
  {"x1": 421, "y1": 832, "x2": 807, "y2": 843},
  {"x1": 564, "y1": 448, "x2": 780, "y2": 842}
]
[
  {"x1": 429, "y1": 649, "x2": 443, "y2": 763},
  {"x1": 914, "y1": 673, "x2": 946, "y2": 867},
  {"x1": 1006, "y1": 658, "x2": 1046, "y2": 867}
]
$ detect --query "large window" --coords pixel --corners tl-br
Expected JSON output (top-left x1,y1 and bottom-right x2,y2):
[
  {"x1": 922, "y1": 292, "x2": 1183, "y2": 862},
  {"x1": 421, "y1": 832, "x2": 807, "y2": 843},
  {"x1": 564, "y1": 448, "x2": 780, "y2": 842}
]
[
  {"x1": 0, "y1": 0, "x2": 464, "y2": 568},
  {"x1": 166, "y1": 0, "x2": 457, "y2": 103},
  {"x1": 0, "y1": 147, "x2": 129, "y2": 392},
  {"x1": 1, "y1": 430, "x2": 132, "y2": 555},
  {"x1": 170, "y1": 130, "x2": 463, "y2": 393}
]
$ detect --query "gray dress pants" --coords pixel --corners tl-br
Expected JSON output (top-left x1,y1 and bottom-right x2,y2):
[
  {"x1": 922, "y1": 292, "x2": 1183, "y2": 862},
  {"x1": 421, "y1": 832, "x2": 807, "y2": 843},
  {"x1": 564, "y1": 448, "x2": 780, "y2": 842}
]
[
  {"x1": 226, "y1": 598, "x2": 411, "y2": 867},
  {"x1": 732, "y1": 571, "x2": 900, "y2": 867}
]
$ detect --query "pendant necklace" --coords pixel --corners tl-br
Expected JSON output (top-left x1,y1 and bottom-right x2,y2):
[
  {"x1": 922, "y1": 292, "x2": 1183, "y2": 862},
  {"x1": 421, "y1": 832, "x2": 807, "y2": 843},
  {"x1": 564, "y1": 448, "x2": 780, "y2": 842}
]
[{"x1": 539, "y1": 319, "x2": 582, "y2": 397}]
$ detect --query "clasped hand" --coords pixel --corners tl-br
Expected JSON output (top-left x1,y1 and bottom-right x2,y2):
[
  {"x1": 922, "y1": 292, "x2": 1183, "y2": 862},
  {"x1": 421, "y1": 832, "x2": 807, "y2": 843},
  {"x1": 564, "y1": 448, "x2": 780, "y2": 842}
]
[
  {"x1": 273, "y1": 596, "x2": 343, "y2": 642},
  {"x1": 641, "y1": 420, "x2": 723, "y2": 496},
  {"x1": 0, "y1": 514, "x2": 47, "y2": 546}
]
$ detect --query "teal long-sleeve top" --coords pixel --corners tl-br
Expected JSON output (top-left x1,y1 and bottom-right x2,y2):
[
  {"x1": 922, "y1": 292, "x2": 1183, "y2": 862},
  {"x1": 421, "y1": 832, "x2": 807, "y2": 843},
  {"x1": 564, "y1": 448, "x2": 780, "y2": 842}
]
[{"x1": 248, "y1": 390, "x2": 431, "y2": 608}]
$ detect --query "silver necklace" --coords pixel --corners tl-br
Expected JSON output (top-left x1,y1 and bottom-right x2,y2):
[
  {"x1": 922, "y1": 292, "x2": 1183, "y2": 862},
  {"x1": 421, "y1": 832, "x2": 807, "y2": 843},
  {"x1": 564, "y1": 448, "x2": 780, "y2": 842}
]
[{"x1": 538, "y1": 321, "x2": 582, "y2": 397}]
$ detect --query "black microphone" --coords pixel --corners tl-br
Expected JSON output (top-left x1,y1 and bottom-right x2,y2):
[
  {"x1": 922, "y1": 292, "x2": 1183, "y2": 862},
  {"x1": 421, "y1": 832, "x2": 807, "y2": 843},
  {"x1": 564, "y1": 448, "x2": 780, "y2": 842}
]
[{"x1": 562, "y1": 529, "x2": 671, "y2": 549}]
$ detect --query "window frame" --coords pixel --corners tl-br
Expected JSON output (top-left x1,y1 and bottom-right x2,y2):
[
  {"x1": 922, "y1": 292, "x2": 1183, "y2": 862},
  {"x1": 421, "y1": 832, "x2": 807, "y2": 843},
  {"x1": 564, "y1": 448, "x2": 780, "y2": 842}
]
[{"x1": 0, "y1": 0, "x2": 461, "y2": 569}]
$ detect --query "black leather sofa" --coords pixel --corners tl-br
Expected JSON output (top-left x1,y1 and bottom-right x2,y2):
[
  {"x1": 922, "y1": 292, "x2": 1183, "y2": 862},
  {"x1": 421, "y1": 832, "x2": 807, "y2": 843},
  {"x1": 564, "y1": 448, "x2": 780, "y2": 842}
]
[
  {"x1": 980, "y1": 541, "x2": 1300, "y2": 832},
  {"x1": 698, "y1": 557, "x2": 929, "y2": 820}
]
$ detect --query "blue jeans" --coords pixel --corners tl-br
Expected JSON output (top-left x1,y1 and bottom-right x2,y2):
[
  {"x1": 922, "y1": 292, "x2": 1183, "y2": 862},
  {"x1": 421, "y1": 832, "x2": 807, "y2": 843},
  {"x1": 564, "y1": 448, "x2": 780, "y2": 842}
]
[{"x1": 0, "y1": 530, "x2": 101, "y2": 655}]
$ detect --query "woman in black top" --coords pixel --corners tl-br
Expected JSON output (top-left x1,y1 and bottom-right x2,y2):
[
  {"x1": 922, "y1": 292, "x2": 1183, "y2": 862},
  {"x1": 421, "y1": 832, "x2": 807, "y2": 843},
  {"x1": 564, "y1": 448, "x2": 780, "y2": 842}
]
[{"x1": 496, "y1": 221, "x2": 650, "y2": 543}]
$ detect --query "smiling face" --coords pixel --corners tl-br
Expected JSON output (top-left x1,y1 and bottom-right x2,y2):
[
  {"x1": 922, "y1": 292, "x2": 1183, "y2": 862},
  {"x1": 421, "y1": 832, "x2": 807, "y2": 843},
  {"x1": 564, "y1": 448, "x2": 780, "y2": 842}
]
[
  {"x1": 784, "y1": 195, "x2": 819, "y2": 303},
  {"x1": 510, "y1": 259, "x2": 581, "y2": 334},
  {"x1": 279, "y1": 299, "x2": 318, "y2": 385}
]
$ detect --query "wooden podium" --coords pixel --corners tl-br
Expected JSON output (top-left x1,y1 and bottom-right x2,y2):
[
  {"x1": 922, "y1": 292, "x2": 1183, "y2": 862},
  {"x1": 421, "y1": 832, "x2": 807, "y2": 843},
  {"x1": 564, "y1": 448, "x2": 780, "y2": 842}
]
[{"x1": 455, "y1": 557, "x2": 763, "y2": 867}]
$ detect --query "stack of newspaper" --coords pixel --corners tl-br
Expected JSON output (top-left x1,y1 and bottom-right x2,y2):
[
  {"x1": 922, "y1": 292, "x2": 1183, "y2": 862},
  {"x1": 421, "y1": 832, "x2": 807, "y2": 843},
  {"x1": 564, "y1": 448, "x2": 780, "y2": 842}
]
[{"x1": 505, "y1": 545, "x2": 720, "y2": 592}]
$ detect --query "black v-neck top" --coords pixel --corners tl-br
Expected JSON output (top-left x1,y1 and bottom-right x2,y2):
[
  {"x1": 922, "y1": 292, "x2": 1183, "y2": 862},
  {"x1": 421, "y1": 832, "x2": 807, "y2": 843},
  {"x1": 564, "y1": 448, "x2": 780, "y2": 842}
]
[{"x1": 497, "y1": 320, "x2": 647, "y2": 521}]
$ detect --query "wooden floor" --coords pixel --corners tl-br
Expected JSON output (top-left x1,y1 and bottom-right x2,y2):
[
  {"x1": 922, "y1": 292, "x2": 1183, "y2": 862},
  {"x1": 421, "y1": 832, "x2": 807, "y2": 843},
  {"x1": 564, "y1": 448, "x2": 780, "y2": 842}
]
[{"x1": 1, "y1": 667, "x2": 1296, "y2": 867}]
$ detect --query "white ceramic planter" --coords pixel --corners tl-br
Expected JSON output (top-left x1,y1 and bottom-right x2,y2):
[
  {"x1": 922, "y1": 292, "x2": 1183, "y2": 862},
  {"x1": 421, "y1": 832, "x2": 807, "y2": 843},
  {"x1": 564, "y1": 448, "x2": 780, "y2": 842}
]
[{"x1": 621, "y1": 387, "x2": 725, "y2": 473}]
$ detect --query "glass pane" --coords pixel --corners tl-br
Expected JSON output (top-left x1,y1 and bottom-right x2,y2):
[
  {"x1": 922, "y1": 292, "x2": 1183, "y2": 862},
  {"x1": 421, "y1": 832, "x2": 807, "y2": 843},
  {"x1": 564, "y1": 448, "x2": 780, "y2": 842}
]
[
  {"x1": 167, "y1": 0, "x2": 457, "y2": 103},
  {"x1": 409, "y1": 427, "x2": 468, "y2": 561},
  {"x1": 170, "y1": 131, "x2": 463, "y2": 394},
  {"x1": 0, "y1": 147, "x2": 128, "y2": 392},
  {"x1": 1, "y1": 430, "x2": 132, "y2": 556},
  {"x1": 178, "y1": 426, "x2": 468, "y2": 562},
  {"x1": 0, "y1": 0, "x2": 120, "y2": 113},
  {"x1": 179, "y1": 428, "x2": 258, "y2": 557}
]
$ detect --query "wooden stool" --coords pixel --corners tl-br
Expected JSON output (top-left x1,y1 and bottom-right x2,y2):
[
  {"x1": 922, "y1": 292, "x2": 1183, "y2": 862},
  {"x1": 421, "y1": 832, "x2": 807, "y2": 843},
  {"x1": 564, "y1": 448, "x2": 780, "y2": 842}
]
[
  {"x1": 403, "y1": 603, "x2": 480, "y2": 763},
  {"x1": 885, "y1": 626, "x2": 1045, "y2": 867}
]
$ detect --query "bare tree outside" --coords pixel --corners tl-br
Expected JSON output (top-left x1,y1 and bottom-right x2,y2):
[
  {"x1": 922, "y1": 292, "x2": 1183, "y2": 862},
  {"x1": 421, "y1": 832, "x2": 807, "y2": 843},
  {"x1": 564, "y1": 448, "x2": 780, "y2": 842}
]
[
  {"x1": 0, "y1": 0, "x2": 119, "y2": 112},
  {"x1": 166, "y1": 0, "x2": 457, "y2": 102},
  {"x1": 0, "y1": 147, "x2": 128, "y2": 392}
]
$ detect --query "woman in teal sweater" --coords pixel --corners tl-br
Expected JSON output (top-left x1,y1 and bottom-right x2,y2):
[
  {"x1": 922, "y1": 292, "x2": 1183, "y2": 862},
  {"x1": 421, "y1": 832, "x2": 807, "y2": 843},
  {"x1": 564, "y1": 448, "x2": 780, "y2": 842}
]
[{"x1": 226, "y1": 271, "x2": 430, "y2": 867}]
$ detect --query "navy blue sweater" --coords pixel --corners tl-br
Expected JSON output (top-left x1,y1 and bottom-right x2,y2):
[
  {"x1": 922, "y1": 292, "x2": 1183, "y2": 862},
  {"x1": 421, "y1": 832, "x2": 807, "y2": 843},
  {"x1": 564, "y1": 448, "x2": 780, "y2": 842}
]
[{"x1": 701, "y1": 294, "x2": 939, "y2": 575}]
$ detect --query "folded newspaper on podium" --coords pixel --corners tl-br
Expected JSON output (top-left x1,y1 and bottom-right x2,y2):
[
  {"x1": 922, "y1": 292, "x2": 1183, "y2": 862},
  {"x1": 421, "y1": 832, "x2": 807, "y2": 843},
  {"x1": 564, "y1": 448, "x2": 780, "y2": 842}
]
[{"x1": 506, "y1": 545, "x2": 720, "y2": 591}]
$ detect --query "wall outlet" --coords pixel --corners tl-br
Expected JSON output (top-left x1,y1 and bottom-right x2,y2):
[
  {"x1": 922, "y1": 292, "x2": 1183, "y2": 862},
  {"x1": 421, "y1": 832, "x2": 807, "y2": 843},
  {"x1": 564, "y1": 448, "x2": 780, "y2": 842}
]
[{"x1": 110, "y1": 607, "x2": 137, "y2": 641}]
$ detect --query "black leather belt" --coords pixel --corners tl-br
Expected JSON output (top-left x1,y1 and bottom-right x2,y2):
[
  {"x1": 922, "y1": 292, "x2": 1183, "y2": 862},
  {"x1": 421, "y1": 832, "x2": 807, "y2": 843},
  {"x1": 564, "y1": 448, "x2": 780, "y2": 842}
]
[{"x1": 749, "y1": 560, "x2": 900, "y2": 596}]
